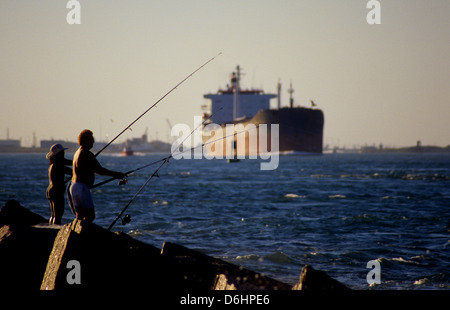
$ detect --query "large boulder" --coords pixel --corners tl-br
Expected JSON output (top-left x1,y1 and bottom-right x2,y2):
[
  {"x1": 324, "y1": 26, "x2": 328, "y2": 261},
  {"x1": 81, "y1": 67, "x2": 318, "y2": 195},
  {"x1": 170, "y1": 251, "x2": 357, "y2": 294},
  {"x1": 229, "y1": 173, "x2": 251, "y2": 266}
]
[
  {"x1": 0, "y1": 199, "x2": 47, "y2": 227},
  {"x1": 292, "y1": 265, "x2": 349, "y2": 290},
  {"x1": 161, "y1": 242, "x2": 292, "y2": 290},
  {"x1": 40, "y1": 219, "x2": 170, "y2": 290},
  {"x1": 40, "y1": 221, "x2": 293, "y2": 290},
  {"x1": 0, "y1": 224, "x2": 60, "y2": 289},
  {"x1": 0, "y1": 200, "x2": 58, "y2": 289}
]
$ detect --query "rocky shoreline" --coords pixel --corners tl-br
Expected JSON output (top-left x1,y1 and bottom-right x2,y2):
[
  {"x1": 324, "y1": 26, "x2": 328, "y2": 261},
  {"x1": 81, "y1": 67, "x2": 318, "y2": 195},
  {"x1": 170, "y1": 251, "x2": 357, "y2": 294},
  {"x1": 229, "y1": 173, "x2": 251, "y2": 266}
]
[{"x1": 0, "y1": 200, "x2": 349, "y2": 291}]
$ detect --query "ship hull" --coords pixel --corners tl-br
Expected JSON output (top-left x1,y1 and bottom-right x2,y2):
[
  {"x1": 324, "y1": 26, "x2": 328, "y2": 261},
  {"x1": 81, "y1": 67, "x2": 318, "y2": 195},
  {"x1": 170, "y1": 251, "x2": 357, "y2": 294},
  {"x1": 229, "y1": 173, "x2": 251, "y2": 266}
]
[{"x1": 202, "y1": 107, "x2": 324, "y2": 157}]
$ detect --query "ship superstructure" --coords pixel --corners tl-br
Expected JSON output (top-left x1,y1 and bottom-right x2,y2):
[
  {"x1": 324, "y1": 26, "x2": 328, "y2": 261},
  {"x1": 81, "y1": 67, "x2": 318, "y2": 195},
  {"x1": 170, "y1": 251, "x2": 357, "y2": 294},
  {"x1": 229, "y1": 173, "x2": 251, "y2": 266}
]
[{"x1": 203, "y1": 66, "x2": 277, "y2": 124}]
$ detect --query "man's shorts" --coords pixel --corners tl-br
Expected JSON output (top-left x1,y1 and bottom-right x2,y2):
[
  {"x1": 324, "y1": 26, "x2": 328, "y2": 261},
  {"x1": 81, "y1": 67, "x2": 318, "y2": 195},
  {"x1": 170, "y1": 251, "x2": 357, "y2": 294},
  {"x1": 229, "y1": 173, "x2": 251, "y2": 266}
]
[{"x1": 69, "y1": 182, "x2": 94, "y2": 214}]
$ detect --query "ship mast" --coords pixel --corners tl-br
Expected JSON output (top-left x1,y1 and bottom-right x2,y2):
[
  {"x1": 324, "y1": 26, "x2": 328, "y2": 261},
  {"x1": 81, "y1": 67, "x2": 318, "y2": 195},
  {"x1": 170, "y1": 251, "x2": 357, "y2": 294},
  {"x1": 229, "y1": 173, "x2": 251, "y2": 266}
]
[
  {"x1": 232, "y1": 65, "x2": 241, "y2": 121},
  {"x1": 288, "y1": 81, "x2": 294, "y2": 108},
  {"x1": 277, "y1": 80, "x2": 282, "y2": 109}
]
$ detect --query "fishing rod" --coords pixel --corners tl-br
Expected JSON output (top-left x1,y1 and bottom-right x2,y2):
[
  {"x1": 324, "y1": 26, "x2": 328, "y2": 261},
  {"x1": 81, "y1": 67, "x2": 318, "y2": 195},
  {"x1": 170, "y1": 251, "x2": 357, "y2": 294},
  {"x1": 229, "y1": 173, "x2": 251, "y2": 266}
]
[
  {"x1": 92, "y1": 107, "x2": 223, "y2": 190},
  {"x1": 63, "y1": 52, "x2": 221, "y2": 189},
  {"x1": 106, "y1": 110, "x2": 219, "y2": 231},
  {"x1": 107, "y1": 156, "x2": 168, "y2": 231},
  {"x1": 90, "y1": 157, "x2": 165, "y2": 189},
  {"x1": 95, "y1": 52, "x2": 222, "y2": 157},
  {"x1": 107, "y1": 123, "x2": 259, "y2": 231},
  {"x1": 94, "y1": 124, "x2": 258, "y2": 189}
]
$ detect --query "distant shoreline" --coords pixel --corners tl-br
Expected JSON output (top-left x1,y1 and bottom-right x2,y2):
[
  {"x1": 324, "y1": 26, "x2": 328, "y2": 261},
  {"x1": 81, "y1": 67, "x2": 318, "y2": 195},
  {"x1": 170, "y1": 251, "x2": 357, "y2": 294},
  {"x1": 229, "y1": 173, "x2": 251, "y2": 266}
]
[
  {"x1": 2, "y1": 145, "x2": 450, "y2": 154},
  {"x1": 0, "y1": 147, "x2": 120, "y2": 154},
  {"x1": 0, "y1": 138, "x2": 172, "y2": 154},
  {"x1": 358, "y1": 145, "x2": 450, "y2": 154}
]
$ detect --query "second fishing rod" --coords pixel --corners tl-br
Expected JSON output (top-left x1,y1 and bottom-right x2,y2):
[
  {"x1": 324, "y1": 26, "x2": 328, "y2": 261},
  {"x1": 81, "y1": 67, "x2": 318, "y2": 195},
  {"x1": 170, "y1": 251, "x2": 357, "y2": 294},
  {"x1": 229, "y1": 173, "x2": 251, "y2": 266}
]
[
  {"x1": 107, "y1": 121, "x2": 260, "y2": 231},
  {"x1": 91, "y1": 107, "x2": 222, "y2": 189},
  {"x1": 64, "y1": 53, "x2": 221, "y2": 188},
  {"x1": 106, "y1": 111, "x2": 216, "y2": 230}
]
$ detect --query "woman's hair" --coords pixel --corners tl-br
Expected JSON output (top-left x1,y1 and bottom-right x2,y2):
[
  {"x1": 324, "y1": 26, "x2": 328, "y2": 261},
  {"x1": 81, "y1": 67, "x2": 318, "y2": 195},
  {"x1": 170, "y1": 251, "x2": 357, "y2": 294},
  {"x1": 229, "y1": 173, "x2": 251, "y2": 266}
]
[{"x1": 78, "y1": 129, "x2": 94, "y2": 147}]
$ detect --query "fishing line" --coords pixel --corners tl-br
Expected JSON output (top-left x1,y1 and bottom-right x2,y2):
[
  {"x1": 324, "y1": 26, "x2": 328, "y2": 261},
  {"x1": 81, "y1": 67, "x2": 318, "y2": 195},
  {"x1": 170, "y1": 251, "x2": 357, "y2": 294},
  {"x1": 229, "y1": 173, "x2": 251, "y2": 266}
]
[
  {"x1": 107, "y1": 108, "x2": 224, "y2": 230},
  {"x1": 174, "y1": 123, "x2": 261, "y2": 159},
  {"x1": 106, "y1": 123, "x2": 260, "y2": 230},
  {"x1": 92, "y1": 107, "x2": 223, "y2": 190},
  {"x1": 107, "y1": 157, "x2": 168, "y2": 231},
  {"x1": 66, "y1": 53, "x2": 221, "y2": 207},
  {"x1": 90, "y1": 157, "x2": 166, "y2": 189},
  {"x1": 64, "y1": 52, "x2": 221, "y2": 190},
  {"x1": 105, "y1": 122, "x2": 260, "y2": 186},
  {"x1": 69, "y1": 122, "x2": 259, "y2": 221},
  {"x1": 95, "y1": 52, "x2": 222, "y2": 157}
]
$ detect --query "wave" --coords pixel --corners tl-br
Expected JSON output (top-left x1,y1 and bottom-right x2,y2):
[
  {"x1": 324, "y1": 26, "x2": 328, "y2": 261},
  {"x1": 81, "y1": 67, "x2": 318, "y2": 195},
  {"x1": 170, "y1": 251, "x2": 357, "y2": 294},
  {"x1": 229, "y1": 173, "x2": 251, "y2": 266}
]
[
  {"x1": 391, "y1": 257, "x2": 421, "y2": 265},
  {"x1": 309, "y1": 171, "x2": 450, "y2": 181},
  {"x1": 386, "y1": 171, "x2": 450, "y2": 181},
  {"x1": 284, "y1": 193, "x2": 306, "y2": 199},
  {"x1": 152, "y1": 200, "x2": 169, "y2": 206},
  {"x1": 375, "y1": 256, "x2": 423, "y2": 266},
  {"x1": 167, "y1": 171, "x2": 191, "y2": 177},
  {"x1": 413, "y1": 278, "x2": 430, "y2": 286},
  {"x1": 236, "y1": 254, "x2": 262, "y2": 262},
  {"x1": 264, "y1": 251, "x2": 295, "y2": 264},
  {"x1": 234, "y1": 251, "x2": 296, "y2": 265},
  {"x1": 328, "y1": 194, "x2": 346, "y2": 199}
]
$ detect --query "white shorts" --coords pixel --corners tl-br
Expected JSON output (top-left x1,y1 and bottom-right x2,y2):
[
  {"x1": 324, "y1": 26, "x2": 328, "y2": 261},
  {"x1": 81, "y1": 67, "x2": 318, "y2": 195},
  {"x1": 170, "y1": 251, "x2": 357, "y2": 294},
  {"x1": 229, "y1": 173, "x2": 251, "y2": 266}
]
[{"x1": 69, "y1": 182, "x2": 94, "y2": 213}]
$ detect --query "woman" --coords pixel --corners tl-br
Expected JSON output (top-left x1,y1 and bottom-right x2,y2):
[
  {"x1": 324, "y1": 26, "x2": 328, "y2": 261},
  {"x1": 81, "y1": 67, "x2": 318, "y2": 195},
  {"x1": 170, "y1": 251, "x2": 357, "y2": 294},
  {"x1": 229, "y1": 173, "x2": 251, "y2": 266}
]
[{"x1": 46, "y1": 144, "x2": 72, "y2": 224}]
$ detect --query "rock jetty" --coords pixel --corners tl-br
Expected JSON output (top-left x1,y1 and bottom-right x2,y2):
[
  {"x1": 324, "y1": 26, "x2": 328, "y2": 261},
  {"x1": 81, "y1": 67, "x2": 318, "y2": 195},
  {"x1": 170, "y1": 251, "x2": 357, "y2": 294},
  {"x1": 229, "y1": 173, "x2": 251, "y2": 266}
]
[{"x1": 0, "y1": 200, "x2": 349, "y2": 290}]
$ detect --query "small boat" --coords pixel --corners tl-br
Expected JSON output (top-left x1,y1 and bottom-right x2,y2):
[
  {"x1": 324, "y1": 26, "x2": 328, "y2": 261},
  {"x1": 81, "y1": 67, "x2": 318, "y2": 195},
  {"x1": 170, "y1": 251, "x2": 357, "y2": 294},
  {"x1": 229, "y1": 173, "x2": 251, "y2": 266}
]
[{"x1": 121, "y1": 145, "x2": 134, "y2": 156}]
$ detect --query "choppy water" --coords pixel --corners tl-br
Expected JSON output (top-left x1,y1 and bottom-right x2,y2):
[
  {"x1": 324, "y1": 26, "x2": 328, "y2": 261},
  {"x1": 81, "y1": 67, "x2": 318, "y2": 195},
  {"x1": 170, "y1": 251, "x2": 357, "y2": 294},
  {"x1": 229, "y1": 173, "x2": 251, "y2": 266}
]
[{"x1": 1, "y1": 152, "x2": 449, "y2": 289}]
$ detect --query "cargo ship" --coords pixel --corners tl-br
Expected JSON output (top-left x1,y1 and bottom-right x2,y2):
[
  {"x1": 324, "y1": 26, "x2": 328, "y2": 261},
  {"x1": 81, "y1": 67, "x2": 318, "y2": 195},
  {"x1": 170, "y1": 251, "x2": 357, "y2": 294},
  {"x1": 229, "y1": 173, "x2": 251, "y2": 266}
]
[{"x1": 201, "y1": 66, "x2": 324, "y2": 157}]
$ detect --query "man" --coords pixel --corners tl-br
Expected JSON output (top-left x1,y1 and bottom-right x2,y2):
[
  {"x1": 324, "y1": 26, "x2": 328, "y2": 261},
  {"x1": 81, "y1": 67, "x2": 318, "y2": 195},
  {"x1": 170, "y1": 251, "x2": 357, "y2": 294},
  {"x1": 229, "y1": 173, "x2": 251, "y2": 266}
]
[{"x1": 70, "y1": 129, "x2": 126, "y2": 222}]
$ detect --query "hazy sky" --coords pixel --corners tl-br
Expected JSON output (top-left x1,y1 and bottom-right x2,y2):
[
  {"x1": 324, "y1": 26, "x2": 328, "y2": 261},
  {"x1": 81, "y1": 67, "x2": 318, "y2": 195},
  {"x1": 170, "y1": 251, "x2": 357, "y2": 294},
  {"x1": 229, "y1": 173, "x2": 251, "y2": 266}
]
[{"x1": 1, "y1": 0, "x2": 449, "y2": 148}]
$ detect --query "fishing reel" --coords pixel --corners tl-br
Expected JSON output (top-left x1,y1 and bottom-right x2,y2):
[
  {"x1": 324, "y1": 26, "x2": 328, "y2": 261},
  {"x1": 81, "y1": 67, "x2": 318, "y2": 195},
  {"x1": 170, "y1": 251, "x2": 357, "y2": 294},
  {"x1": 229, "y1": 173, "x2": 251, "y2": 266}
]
[
  {"x1": 118, "y1": 178, "x2": 128, "y2": 186},
  {"x1": 121, "y1": 214, "x2": 131, "y2": 225}
]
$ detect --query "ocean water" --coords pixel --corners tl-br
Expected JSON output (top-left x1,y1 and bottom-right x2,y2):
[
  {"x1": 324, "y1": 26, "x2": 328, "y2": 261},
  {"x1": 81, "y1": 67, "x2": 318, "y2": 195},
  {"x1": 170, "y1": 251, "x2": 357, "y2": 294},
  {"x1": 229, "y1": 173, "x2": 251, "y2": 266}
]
[{"x1": 0, "y1": 152, "x2": 449, "y2": 290}]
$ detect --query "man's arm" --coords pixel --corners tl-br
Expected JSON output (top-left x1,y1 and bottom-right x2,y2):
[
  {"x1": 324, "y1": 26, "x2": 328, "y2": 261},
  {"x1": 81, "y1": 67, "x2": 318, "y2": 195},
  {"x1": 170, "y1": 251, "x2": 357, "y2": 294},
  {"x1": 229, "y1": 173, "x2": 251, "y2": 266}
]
[{"x1": 92, "y1": 157, "x2": 125, "y2": 179}]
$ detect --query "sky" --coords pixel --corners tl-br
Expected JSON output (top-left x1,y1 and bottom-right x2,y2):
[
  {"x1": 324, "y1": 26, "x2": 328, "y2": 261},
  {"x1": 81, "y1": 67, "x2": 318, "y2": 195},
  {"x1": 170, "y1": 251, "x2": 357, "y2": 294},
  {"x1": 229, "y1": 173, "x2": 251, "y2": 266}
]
[{"x1": 0, "y1": 0, "x2": 449, "y2": 148}]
